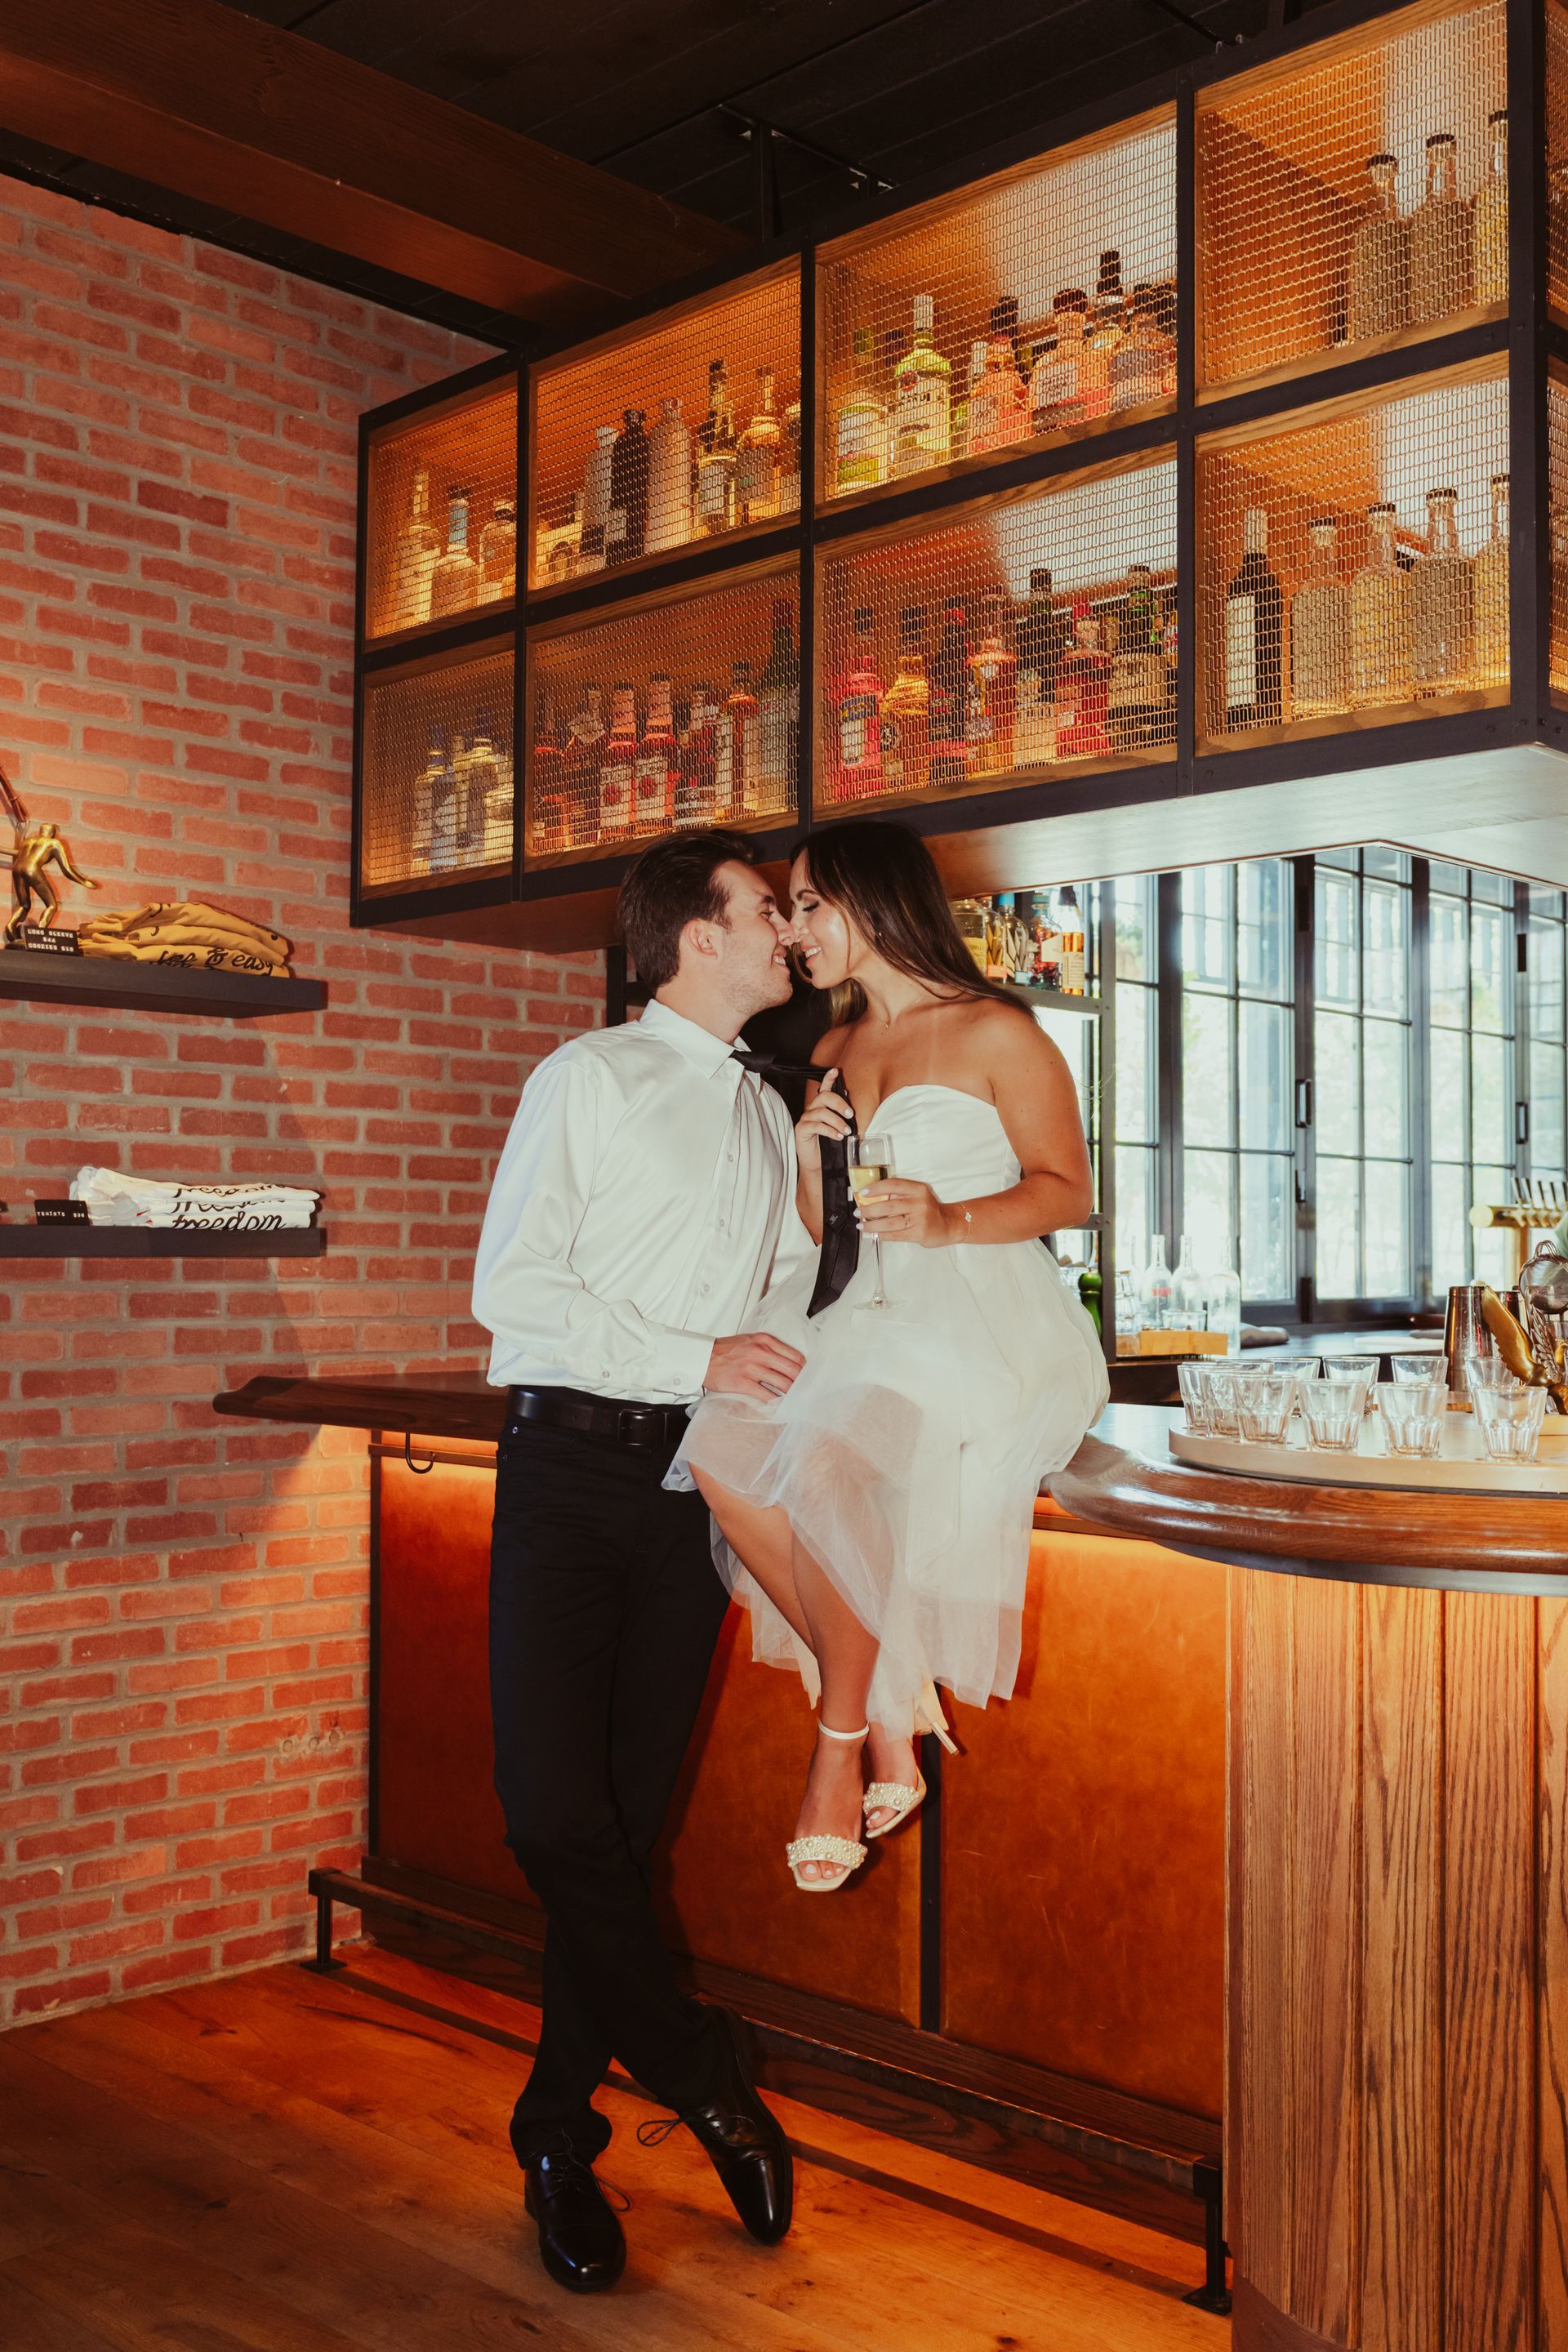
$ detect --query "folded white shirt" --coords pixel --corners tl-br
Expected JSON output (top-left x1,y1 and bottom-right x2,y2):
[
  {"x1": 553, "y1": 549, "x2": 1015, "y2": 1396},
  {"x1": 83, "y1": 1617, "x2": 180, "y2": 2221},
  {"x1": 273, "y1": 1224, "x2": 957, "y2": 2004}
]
[{"x1": 72, "y1": 1165, "x2": 319, "y2": 1227}]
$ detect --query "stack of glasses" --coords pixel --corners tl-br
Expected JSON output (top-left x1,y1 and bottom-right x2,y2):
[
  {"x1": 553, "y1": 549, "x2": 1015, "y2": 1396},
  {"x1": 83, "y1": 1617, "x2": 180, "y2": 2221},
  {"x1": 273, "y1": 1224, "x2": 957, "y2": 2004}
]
[{"x1": 1178, "y1": 1348, "x2": 1553, "y2": 1467}]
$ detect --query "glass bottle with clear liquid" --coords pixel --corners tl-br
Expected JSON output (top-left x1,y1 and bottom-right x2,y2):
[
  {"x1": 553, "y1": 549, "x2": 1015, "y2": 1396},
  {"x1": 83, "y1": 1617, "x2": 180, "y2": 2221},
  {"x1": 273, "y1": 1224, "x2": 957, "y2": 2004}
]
[
  {"x1": 392, "y1": 467, "x2": 439, "y2": 629},
  {"x1": 1172, "y1": 1235, "x2": 1206, "y2": 1331},
  {"x1": 1410, "y1": 131, "x2": 1473, "y2": 323},
  {"x1": 1472, "y1": 109, "x2": 1509, "y2": 306},
  {"x1": 1290, "y1": 517, "x2": 1351, "y2": 719},
  {"x1": 1350, "y1": 501, "x2": 1410, "y2": 707},
  {"x1": 429, "y1": 485, "x2": 479, "y2": 617},
  {"x1": 1138, "y1": 1233, "x2": 1174, "y2": 1334},
  {"x1": 1348, "y1": 153, "x2": 1410, "y2": 342},
  {"x1": 1410, "y1": 485, "x2": 1474, "y2": 697},
  {"x1": 1472, "y1": 471, "x2": 1510, "y2": 688},
  {"x1": 477, "y1": 497, "x2": 516, "y2": 603}
]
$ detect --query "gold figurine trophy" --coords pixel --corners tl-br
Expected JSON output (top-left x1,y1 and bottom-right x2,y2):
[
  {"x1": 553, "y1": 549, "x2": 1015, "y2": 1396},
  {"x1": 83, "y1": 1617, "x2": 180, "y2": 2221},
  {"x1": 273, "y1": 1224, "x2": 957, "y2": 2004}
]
[{"x1": 0, "y1": 761, "x2": 97, "y2": 949}]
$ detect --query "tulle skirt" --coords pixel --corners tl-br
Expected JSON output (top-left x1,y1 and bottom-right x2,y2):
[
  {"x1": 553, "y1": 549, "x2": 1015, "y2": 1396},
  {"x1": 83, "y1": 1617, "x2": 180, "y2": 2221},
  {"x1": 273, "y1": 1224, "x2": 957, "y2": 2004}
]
[{"x1": 668, "y1": 1232, "x2": 1108, "y2": 1735}]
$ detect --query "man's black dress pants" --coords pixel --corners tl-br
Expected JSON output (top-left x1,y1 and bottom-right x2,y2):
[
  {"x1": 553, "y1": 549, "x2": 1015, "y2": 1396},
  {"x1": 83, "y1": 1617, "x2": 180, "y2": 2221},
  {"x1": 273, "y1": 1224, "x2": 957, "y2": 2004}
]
[{"x1": 489, "y1": 1416, "x2": 730, "y2": 2164}]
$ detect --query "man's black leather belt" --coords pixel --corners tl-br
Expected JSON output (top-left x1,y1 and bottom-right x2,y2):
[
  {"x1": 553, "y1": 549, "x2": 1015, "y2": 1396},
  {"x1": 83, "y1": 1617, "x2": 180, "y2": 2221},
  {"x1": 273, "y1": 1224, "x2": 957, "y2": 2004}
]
[{"x1": 504, "y1": 1383, "x2": 691, "y2": 1451}]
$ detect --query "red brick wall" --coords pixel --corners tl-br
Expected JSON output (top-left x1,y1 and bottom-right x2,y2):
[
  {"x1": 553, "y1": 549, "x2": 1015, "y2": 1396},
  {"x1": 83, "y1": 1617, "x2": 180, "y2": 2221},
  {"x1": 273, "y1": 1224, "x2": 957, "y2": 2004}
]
[{"x1": 0, "y1": 179, "x2": 599, "y2": 2024}]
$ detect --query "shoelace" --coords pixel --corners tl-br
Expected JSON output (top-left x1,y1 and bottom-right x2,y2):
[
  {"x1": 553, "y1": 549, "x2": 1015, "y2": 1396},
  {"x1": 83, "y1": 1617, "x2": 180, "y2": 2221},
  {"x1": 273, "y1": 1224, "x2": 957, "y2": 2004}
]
[
  {"x1": 540, "y1": 2138, "x2": 631, "y2": 2212},
  {"x1": 635, "y1": 2114, "x2": 688, "y2": 2149}
]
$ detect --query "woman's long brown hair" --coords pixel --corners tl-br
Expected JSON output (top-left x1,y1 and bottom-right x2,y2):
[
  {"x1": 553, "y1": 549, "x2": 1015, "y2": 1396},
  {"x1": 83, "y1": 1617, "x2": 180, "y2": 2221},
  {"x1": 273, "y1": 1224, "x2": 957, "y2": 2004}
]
[{"x1": 790, "y1": 818, "x2": 1035, "y2": 1028}]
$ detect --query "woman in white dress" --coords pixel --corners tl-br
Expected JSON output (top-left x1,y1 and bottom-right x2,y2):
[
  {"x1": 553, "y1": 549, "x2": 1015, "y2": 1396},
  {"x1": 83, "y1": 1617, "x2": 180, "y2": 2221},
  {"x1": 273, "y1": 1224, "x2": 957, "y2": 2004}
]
[{"x1": 675, "y1": 820, "x2": 1108, "y2": 1888}]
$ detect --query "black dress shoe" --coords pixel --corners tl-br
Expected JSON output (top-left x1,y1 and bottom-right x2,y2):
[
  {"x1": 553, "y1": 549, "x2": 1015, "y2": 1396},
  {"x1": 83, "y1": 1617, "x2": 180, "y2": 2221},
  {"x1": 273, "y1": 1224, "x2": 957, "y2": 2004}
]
[
  {"x1": 523, "y1": 2142, "x2": 626, "y2": 2293},
  {"x1": 649, "y1": 2007, "x2": 793, "y2": 2243}
]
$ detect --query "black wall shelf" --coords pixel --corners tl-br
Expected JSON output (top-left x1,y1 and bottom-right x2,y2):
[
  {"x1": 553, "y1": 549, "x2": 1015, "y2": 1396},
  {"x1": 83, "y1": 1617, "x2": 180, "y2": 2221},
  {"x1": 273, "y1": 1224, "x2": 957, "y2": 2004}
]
[
  {"x1": 0, "y1": 951, "x2": 326, "y2": 1019},
  {"x1": 0, "y1": 1228, "x2": 328, "y2": 1258}
]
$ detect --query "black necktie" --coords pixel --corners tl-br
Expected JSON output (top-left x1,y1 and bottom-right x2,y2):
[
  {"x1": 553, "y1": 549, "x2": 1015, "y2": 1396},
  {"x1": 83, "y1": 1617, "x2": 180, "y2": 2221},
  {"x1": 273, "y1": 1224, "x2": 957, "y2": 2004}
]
[{"x1": 731, "y1": 1051, "x2": 859, "y2": 1316}]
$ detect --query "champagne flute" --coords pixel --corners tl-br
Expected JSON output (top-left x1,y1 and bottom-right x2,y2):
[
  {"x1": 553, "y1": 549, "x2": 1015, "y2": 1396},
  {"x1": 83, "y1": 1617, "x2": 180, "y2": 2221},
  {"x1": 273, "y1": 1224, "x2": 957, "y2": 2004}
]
[{"x1": 849, "y1": 1134, "x2": 894, "y2": 1310}]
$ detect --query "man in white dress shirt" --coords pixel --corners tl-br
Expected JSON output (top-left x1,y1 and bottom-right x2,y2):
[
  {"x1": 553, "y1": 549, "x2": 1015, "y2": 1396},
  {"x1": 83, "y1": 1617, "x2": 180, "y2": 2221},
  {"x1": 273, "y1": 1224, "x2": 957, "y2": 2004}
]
[{"x1": 472, "y1": 828, "x2": 805, "y2": 2295}]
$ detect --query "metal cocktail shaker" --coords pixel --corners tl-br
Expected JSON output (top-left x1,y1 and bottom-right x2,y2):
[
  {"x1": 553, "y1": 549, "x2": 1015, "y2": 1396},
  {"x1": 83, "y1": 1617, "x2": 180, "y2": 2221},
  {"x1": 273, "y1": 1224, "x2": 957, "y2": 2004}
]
[{"x1": 1442, "y1": 1282, "x2": 1495, "y2": 1401}]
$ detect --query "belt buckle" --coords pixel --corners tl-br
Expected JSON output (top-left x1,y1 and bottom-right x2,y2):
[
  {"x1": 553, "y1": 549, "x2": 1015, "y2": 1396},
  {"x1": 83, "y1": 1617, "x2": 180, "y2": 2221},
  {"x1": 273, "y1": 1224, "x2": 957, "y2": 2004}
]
[{"x1": 616, "y1": 1405, "x2": 653, "y2": 1446}]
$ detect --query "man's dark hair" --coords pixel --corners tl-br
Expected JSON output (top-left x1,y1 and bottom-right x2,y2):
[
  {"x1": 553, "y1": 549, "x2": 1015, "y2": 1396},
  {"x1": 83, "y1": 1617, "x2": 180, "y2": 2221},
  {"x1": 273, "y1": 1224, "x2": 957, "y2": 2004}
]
[{"x1": 617, "y1": 828, "x2": 759, "y2": 990}]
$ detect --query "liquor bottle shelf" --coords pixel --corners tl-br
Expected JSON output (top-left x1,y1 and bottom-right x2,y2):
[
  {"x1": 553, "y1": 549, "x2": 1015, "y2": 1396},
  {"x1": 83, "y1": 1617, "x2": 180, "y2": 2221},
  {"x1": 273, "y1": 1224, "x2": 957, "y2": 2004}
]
[
  {"x1": 364, "y1": 365, "x2": 518, "y2": 646},
  {"x1": 0, "y1": 1227, "x2": 328, "y2": 1258},
  {"x1": 359, "y1": 638, "x2": 515, "y2": 903},
  {"x1": 0, "y1": 949, "x2": 327, "y2": 1018}
]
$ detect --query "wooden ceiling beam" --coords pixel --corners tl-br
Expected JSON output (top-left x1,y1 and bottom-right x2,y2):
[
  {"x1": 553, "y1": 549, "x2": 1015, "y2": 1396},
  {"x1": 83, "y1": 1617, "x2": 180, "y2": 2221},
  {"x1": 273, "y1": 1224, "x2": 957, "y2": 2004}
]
[{"x1": 0, "y1": 0, "x2": 746, "y2": 326}]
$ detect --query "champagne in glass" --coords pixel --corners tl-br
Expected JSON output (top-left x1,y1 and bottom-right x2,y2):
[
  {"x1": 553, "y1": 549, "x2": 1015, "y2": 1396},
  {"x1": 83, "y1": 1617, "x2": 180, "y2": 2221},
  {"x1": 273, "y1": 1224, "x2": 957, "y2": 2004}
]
[{"x1": 849, "y1": 1134, "x2": 895, "y2": 1309}]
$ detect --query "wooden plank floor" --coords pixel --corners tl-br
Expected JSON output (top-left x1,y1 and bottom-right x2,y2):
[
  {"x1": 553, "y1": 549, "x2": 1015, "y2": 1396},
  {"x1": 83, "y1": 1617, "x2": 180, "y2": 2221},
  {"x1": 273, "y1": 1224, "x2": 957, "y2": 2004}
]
[{"x1": 0, "y1": 1942, "x2": 1230, "y2": 2351}]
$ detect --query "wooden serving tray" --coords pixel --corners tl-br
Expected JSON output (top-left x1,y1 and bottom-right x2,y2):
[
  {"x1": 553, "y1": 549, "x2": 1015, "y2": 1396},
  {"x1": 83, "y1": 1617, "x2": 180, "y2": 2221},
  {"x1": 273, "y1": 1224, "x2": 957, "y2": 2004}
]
[{"x1": 1169, "y1": 1419, "x2": 1568, "y2": 1498}]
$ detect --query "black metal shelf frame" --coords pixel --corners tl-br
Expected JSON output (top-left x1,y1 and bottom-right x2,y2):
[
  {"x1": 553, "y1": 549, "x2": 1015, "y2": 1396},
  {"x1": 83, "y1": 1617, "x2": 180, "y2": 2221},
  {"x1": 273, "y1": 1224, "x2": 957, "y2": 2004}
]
[{"x1": 348, "y1": 0, "x2": 1564, "y2": 936}]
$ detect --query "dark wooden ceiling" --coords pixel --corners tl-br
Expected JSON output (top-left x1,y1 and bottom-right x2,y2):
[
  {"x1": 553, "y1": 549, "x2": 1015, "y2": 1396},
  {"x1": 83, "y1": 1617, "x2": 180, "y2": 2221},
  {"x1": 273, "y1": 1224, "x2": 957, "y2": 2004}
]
[{"x1": 0, "y1": 0, "x2": 1326, "y2": 348}]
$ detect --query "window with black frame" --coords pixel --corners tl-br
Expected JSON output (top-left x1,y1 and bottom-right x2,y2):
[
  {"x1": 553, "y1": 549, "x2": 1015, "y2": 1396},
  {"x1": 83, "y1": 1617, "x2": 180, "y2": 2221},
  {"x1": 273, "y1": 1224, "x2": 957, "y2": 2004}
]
[
  {"x1": 1428, "y1": 862, "x2": 1517, "y2": 1293},
  {"x1": 1312, "y1": 849, "x2": 1415, "y2": 1312}
]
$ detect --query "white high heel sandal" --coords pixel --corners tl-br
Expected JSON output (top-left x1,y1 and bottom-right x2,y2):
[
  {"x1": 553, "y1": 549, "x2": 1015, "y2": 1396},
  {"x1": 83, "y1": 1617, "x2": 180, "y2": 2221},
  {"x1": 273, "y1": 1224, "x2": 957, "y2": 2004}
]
[
  {"x1": 864, "y1": 1684, "x2": 957, "y2": 1838},
  {"x1": 786, "y1": 1722, "x2": 870, "y2": 1893}
]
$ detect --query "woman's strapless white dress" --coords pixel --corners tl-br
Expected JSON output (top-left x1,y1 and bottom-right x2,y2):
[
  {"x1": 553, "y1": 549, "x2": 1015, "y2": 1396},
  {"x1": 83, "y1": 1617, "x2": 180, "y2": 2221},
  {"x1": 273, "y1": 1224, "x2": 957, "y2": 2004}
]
[{"x1": 668, "y1": 1083, "x2": 1110, "y2": 1735}]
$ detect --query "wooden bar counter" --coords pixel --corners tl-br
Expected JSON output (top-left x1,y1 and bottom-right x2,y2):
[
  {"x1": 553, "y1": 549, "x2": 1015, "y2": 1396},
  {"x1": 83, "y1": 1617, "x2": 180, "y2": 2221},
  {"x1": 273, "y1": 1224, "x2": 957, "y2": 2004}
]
[
  {"x1": 1052, "y1": 1428, "x2": 1568, "y2": 2350},
  {"x1": 215, "y1": 1373, "x2": 1229, "y2": 2287}
]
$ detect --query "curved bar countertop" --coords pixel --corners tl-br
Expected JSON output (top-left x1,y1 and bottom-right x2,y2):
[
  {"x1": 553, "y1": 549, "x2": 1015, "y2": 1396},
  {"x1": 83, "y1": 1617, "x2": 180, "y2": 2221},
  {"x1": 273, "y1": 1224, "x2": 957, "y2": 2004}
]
[{"x1": 1053, "y1": 1403, "x2": 1568, "y2": 2352}]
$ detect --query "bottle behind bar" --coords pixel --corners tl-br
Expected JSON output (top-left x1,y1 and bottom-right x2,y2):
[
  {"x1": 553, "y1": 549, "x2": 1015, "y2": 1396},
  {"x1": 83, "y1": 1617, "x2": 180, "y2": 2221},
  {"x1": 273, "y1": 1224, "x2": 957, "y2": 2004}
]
[
  {"x1": 394, "y1": 467, "x2": 439, "y2": 628},
  {"x1": 1224, "y1": 507, "x2": 1283, "y2": 733},
  {"x1": 1107, "y1": 564, "x2": 1167, "y2": 751},
  {"x1": 577, "y1": 424, "x2": 617, "y2": 575},
  {"x1": 736, "y1": 368, "x2": 782, "y2": 523},
  {"x1": 1472, "y1": 471, "x2": 1510, "y2": 688},
  {"x1": 890, "y1": 295, "x2": 951, "y2": 479},
  {"x1": 1410, "y1": 132, "x2": 1472, "y2": 323},
  {"x1": 1348, "y1": 154, "x2": 1410, "y2": 342},
  {"x1": 634, "y1": 672, "x2": 677, "y2": 834},
  {"x1": 967, "y1": 301, "x2": 1027, "y2": 455},
  {"x1": 478, "y1": 497, "x2": 517, "y2": 603},
  {"x1": 1290, "y1": 516, "x2": 1352, "y2": 719},
  {"x1": 675, "y1": 684, "x2": 719, "y2": 826},
  {"x1": 880, "y1": 604, "x2": 930, "y2": 794},
  {"x1": 929, "y1": 598, "x2": 972, "y2": 786},
  {"x1": 695, "y1": 361, "x2": 738, "y2": 537},
  {"x1": 430, "y1": 484, "x2": 479, "y2": 617},
  {"x1": 1350, "y1": 501, "x2": 1410, "y2": 707},
  {"x1": 754, "y1": 599, "x2": 799, "y2": 816},
  {"x1": 1057, "y1": 608, "x2": 1112, "y2": 759},
  {"x1": 565, "y1": 684, "x2": 606, "y2": 848},
  {"x1": 605, "y1": 411, "x2": 648, "y2": 568},
  {"x1": 832, "y1": 607, "x2": 885, "y2": 800},
  {"x1": 1014, "y1": 568, "x2": 1063, "y2": 767},
  {"x1": 599, "y1": 683, "x2": 638, "y2": 839},
  {"x1": 645, "y1": 397, "x2": 692, "y2": 555},
  {"x1": 968, "y1": 587, "x2": 1018, "y2": 774},
  {"x1": 717, "y1": 659, "x2": 760, "y2": 816},
  {"x1": 1410, "y1": 485, "x2": 1474, "y2": 696},
  {"x1": 835, "y1": 325, "x2": 888, "y2": 492},
  {"x1": 530, "y1": 689, "x2": 566, "y2": 856},
  {"x1": 410, "y1": 724, "x2": 443, "y2": 875},
  {"x1": 1473, "y1": 109, "x2": 1508, "y2": 305},
  {"x1": 1030, "y1": 291, "x2": 1089, "y2": 434}
]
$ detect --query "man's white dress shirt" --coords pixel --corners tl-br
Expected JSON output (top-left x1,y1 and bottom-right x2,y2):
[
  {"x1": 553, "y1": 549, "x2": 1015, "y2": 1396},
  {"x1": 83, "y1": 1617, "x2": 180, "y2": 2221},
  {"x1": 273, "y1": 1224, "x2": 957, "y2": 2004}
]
[{"x1": 472, "y1": 997, "x2": 797, "y2": 1405}]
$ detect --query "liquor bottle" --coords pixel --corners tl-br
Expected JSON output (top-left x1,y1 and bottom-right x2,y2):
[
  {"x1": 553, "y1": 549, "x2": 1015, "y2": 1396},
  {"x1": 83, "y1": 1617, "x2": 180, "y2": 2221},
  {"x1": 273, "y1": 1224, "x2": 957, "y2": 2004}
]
[
  {"x1": 889, "y1": 295, "x2": 951, "y2": 479},
  {"x1": 951, "y1": 341, "x2": 986, "y2": 463},
  {"x1": 1554, "y1": 506, "x2": 1568, "y2": 693},
  {"x1": 715, "y1": 659, "x2": 760, "y2": 817},
  {"x1": 1348, "y1": 154, "x2": 1410, "y2": 342},
  {"x1": 966, "y1": 301, "x2": 1028, "y2": 455},
  {"x1": 674, "y1": 683, "x2": 719, "y2": 826},
  {"x1": 1028, "y1": 291, "x2": 1089, "y2": 434},
  {"x1": 645, "y1": 397, "x2": 692, "y2": 555},
  {"x1": 577, "y1": 425, "x2": 617, "y2": 576},
  {"x1": 929, "y1": 598, "x2": 973, "y2": 787},
  {"x1": 693, "y1": 361, "x2": 738, "y2": 537},
  {"x1": 529, "y1": 691, "x2": 566, "y2": 856},
  {"x1": 835, "y1": 326, "x2": 889, "y2": 494},
  {"x1": 631, "y1": 672, "x2": 678, "y2": 835},
  {"x1": 1224, "y1": 507, "x2": 1284, "y2": 733},
  {"x1": 831, "y1": 607, "x2": 885, "y2": 800},
  {"x1": 1410, "y1": 132, "x2": 1472, "y2": 324},
  {"x1": 392, "y1": 468, "x2": 439, "y2": 628},
  {"x1": 1107, "y1": 564, "x2": 1168, "y2": 751},
  {"x1": 429, "y1": 485, "x2": 479, "y2": 617},
  {"x1": 1032, "y1": 907, "x2": 1062, "y2": 985},
  {"x1": 736, "y1": 368, "x2": 783, "y2": 523},
  {"x1": 1056, "y1": 608, "x2": 1112, "y2": 759},
  {"x1": 534, "y1": 497, "x2": 580, "y2": 585},
  {"x1": 1058, "y1": 886, "x2": 1087, "y2": 994},
  {"x1": 1083, "y1": 251, "x2": 1127, "y2": 413},
  {"x1": 880, "y1": 604, "x2": 930, "y2": 795},
  {"x1": 1552, "y1": 161, "x2": 1568, "y2": 303},
  {"x1": 1205, "y1": 1251, "x2": 1242, "y2": 1354},
  {"x1": 1290, "y1": 517, "x2": 1352, "y2": 719},
  {"x1": 1138, "y1": 1233, "x2": 1174, "y2": 1334},
  {"x1": 753, "y1": 599, "x2": 799, "y2": 816},
  {"x1": 1350, "y1": 501, "x2": 1411, "y2": 708},
  {"x1": 409, "y1": 726, "x2": 443, "y2": 874},
  {"x1": 564, "y1": 684, "x2": 606, "y2": 849},
  {"x1": 478, "y1": 497, "x2": 518, "y2": 604},
  {"x1": 605, "y1": 410, "x2": 649, "y2": 569},
  {"x1": 1473, "y1": 109, "x2": 1509, "y2": 307},
  {"x1": 779, "y1": 393, "x2": 802, "y2": 514},
  {"x1": 1014, "y1": 568, "x2": 1065, "y2": 767},
  {"x1": 457, "y1": 710, "x2": 507, "y2": 863},
  {"x1": 430, "y1": 737, "x2": 466, "y2": 874},
  {"x1": 967, "y1": 587, "x2": 1018, "y2": 774},
  {"x1": 1109, "y1": 292, "x2": 1173, "y2": 412},
  {"x1": 598, "y1": 684, "x2": 638, "y2": 839},
  {"x1": 1410, "y1": 485, "x2": 1474, "y2": 696},
  {"x1": 1472, "y1": 471, "x2": 1510, "y2": 689}
]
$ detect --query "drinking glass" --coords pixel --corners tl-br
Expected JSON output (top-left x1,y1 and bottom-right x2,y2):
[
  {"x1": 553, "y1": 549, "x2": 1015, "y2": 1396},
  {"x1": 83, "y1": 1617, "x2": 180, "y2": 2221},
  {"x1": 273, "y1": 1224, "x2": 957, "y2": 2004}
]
[
  {"x1": 849, "y1": 1134, "x2": 894, "y2": 1310},
  {"x1": 1300, "y1": 1380, "x2": 1367, "y2": 1451},
  {"x1": 1200, "y1": 1362, "x2": 1243, "y2": 1436},
  {"x1": 1235, "y1": 1370, "x2": 1295, "y2": 1445},
  {"x1": 1376, "y1": 1379, "x2": 1446, "y2": 1459},
  {"x1": 1472, "y1": 1379, "x2": 1547, "y2": 1463},
  {"x1": 1391, "y1": 1352, "x2": 1447, "y2": 1383},
  {"x1": 1177, "y1": 1361, "x2": 1212, "y2": 1434},
  {"x1": 1466, "y1": 1354, "x2": 1520, "y2": 1397},
  {"x1": 1321, "y1": 1355, "x2": 1378, "y2": 1407}
]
